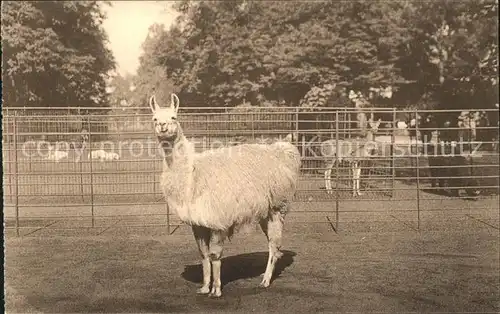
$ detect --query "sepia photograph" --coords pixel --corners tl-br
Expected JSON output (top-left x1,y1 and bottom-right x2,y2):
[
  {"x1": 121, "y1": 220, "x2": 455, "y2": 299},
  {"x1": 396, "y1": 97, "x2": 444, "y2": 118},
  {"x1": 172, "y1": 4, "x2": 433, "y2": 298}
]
[{"x1": 2, "y1": 0, "x2": 499, "y2": 313}]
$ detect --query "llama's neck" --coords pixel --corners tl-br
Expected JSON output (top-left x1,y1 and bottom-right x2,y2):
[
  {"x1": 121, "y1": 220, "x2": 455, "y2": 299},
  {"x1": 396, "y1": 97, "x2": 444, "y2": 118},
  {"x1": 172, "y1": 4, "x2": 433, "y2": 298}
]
[
  {"x1": 365, "y1": 131, "x2": 375, "y2": 142},
  {"x1": 158, "y1": 126, "x2": 195, "y2": 205},
  {"x1": 158, "y1": 127, "x2": 193, "y2": 169}
]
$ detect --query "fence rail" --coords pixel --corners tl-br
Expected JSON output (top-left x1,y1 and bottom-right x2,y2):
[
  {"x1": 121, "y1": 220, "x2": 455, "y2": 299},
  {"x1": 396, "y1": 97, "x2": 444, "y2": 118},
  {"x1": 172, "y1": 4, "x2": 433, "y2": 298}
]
[{"x1": 3, "y1": 106, "x2": 499, "y2": 236}]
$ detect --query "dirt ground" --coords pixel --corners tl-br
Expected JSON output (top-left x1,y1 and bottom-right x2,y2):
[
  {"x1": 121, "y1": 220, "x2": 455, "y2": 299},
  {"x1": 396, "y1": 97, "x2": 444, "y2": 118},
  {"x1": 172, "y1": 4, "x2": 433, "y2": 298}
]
[{"x1": 4, "y1": 207, "x2": 499, "y2": 313}]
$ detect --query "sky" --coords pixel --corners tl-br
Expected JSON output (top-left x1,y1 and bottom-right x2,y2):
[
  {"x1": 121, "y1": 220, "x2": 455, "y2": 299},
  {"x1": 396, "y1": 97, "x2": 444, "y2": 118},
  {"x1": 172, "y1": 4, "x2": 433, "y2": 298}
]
[{"x1": 102, "y1": 1, "x2": 179, "y2": 76}]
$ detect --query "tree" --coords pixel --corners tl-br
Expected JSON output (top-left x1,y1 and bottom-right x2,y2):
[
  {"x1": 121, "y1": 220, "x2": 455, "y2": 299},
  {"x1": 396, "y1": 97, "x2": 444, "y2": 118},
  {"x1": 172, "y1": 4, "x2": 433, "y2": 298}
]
[
  {"x1": 400, "y1": 0, "x2": 498, "y2": 111},
  {"x1": 2, "y1": 1, "x2": 115, "y2": 108},
  {"x1": 144, "y1": 1, "x2": 415, "y2": 107},
  {"x1": 143, "y1": 0, "x2": 497, "y2": 112},
  {"x1": 133, "y1": 23, "x2": 176, "y2": 112}
]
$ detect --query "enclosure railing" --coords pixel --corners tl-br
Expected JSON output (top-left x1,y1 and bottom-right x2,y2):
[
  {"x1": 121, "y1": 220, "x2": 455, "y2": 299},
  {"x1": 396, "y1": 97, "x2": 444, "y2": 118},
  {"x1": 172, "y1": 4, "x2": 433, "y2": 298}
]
[{"x1": 3, "y1": 106, "x2": 499, "y2": 236}]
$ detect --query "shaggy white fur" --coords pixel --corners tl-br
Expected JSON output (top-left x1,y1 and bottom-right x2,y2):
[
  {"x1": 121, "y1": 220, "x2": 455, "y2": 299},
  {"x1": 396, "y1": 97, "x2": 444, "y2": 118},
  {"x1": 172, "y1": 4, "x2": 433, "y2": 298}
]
[
  {"x1": 162, "y1": 141, "x2": 300, "y2": 230},
  {"x1": 150, "y1": 93, "x2": 301, "y2": 298}
]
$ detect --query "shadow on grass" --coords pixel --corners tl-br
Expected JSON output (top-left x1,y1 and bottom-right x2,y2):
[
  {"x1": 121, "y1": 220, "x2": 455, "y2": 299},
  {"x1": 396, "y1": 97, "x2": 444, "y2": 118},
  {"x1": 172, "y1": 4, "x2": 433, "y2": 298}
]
[{"x1": 181, "y1": 250, "x2": 296, "y2": 287}]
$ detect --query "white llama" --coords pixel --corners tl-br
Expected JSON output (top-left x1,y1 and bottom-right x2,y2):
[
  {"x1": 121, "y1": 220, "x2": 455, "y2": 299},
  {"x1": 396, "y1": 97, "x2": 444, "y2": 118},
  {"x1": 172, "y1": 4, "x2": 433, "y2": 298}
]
[
  {"x1": 150, "y1": 93, "x2": 301, "y2": 298},
  {"x1": 88, "y1": 149, "x2": 120, "y2": 161},
  {"x1": 46, "y1": 145, "x2": 68, "y2": 162},
  {"x1": 322, "y1": 116, "x2": 381, "y2": 196},
  {"x1": 72, "y1": 129, "x2": 89, "y2": 162}
]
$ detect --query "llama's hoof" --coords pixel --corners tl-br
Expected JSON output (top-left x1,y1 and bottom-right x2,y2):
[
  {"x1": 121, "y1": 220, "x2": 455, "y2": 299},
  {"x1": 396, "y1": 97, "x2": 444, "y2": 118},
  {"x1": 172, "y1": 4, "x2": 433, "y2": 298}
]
[
  {"x1": 208, "y1": 287, "x2": 222, "y2": 298},
  {"x1": 259, "y1": 279, "x2": 271, "y2": 288},
  {"x1": 196, "y1": 286, "x2": 210, "y2": 294}
]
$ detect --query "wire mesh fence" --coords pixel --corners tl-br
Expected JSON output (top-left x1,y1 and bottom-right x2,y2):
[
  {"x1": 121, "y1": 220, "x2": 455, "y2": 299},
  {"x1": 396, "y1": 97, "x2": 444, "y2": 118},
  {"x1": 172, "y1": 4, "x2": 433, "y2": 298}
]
[{"x1": 3, "y1": 106, "x2": 499, "y2": 236}]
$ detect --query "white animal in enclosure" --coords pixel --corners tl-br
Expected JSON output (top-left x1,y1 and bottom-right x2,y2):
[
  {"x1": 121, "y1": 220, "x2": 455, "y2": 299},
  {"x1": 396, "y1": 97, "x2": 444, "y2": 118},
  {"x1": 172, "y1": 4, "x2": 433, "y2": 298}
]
[
  {"x1": 150, "y1": 93, "x2": 301, "y2": 298},
  {"x1": 396, "y1": 120, "x2": 408, "y2": 130},
  {"x1": 88, "y1": 149, "x2": 120, "y2": 161},
  {"x1": 46, "y1": 145, "x2": 68, "y2": 162},
  {"x1": 322, "y1": 117, "x2": 381, "y2": 197}
]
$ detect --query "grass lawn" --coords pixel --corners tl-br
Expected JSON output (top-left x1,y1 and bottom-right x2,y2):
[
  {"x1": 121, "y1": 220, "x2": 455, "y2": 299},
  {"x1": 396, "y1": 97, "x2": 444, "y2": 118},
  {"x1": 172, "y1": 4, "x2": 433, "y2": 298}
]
[{"x1": 5, "y1": 213, "x2": 499, "y2": 313}]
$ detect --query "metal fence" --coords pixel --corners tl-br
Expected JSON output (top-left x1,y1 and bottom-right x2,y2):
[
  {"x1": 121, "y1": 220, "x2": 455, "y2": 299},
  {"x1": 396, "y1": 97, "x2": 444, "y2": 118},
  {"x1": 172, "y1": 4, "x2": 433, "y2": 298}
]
[{"x1": 3, "y1": 106, "x2": 499, "y2": 236}]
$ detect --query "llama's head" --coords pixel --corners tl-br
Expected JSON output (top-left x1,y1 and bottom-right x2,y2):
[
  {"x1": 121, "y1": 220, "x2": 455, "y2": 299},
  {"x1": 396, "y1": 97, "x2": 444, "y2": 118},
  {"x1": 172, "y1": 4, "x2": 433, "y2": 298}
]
[
  {"x1": 270, "y1": 133, "x2": 295, "y2": 150},
  {"x1": 80, "y1": 129, "x2": 89, "y2": 142},
  {"x1": 367, "y1": 117, "x2": 382, "y2": 136},
  {"x1": 149, "y1": 93, "x2": 181, "y2": 140}
]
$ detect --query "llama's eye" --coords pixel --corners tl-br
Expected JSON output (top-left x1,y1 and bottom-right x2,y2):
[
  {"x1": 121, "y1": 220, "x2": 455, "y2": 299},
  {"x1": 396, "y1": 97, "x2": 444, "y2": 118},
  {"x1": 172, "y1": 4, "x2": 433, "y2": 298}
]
[
  {"x1": 171, "y1": 117, "x2": 177, "y2": 121},
  {"x1": 153, "y1": 118, "x2": 158, "y2": 122}
]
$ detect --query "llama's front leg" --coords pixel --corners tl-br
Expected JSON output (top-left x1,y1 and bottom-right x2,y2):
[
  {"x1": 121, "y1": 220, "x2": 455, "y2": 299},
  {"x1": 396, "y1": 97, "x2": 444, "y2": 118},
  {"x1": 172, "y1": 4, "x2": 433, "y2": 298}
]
[
  {"x1": 351, "y1": 163, "x2": 357, "y2": 197},
  {"x1": 192, "y1": 225, "x2": 211, "y2": 295},
  {"x1": 356, "y1": 165, "x2": 363, "y2": 196},
  {"x1": 352, "y1": 163, "x2": 362, "y2": 197},
  {"x1": 208, "y1": 230, "x2": 225, "y2": 298},
  {"x1": 259, "y1": 210, "x2": 284, "y2": 288},
  {"x1": 324, "y1": 162, "x2": 333, "y2": 194}
]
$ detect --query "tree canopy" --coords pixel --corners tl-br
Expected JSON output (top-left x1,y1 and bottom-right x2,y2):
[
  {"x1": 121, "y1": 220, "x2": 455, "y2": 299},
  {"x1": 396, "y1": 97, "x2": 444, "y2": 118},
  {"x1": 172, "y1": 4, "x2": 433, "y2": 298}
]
[
  {"x1": 138, "y1": 0, "x2": 497, "y2": 110},
  {"x1": 2, "y1": 1, "x2": 115, "y2": 108}
]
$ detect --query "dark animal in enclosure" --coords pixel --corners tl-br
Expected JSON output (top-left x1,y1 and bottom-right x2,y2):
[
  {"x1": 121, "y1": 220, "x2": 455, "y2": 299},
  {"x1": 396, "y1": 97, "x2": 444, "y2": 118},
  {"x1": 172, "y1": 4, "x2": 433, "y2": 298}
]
[{"x1": 426, "y1": 142, "x2": 480, "y2": 197}]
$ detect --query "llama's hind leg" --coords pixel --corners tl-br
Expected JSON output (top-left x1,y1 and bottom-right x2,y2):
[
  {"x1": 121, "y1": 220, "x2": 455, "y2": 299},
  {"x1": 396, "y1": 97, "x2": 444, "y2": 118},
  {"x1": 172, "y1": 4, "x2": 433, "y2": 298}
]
[
  {"x1": 352, "y1": 162, "x2": 362, "y2": 196},
  {"x1": 259, "y1": 210, "x2": 284, "y2": 288},
  {"x1": 208, "y1": 230, "x2": 225, "y2": 298},
  {"x1": 192, "y1": 225, "x2": 211, "y2": 295}
]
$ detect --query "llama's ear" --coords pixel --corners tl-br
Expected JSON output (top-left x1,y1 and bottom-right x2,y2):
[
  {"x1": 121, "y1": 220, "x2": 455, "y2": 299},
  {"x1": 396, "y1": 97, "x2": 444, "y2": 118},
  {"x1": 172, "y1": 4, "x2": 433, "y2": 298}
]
[
  {"x1": 284, "y1": 133, "x2": 293, "y2": 142},
  {"x1": 149, "y1": 95, "x2": 160, "y2": 113},
  {"x1": 170, "y1": 93, "x2": 180, "y2": 113}
]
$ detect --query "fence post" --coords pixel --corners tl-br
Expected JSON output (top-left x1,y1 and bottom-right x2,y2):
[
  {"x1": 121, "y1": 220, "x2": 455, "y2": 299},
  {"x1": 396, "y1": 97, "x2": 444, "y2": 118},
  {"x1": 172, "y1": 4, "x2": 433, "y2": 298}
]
[
  {"x1": 153, "y1": 136, "x2": 157, "y2": 196},
  {"x1": 166, "y1": 202, "x2": 171, "y2": 235},
  {"x1": 414, "y1": 108, "x2": 421, "y2": 230},
  {"x1": 205, "y1": 115, "x2": 210, "y2": 148},
  {"x1": 13, "y1": 113, "x2": 20, "y2": 236},
  {"x1": 391, "y1": 108, "x2": 396, "y2": 198},
  {"x1": 295, "y1": 107, "x2": 299, "y2": 147},
  {"x1": 79, "y1": 156, "x2": 85, "y2": 201},
  {"x1": 251, "y1": 112, "x2": 255, "y2": 141},
  {"x1": 468, "y1": 118, "x2": 474, "y2": 193},
  {"x1": 335, "y1": 111, "x2": 340, "y2": 232},
  {"x1": 8, "y1": 117, "x2": 13, "y2": 202},
  {"x1": 79, "y1": 122, "x2": 86, "y2": 202},
  {"x1": 28, "y1": 117, "x2": 32, "y2": 172},
  {"x1": 87, "y1": 116, "x2": 95, "y2": 228}
]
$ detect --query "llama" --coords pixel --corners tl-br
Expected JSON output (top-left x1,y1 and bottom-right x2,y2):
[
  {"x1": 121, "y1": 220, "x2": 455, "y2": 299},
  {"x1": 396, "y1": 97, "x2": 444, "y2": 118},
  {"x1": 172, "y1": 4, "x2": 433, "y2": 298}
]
[
  {"x1": 88, "y1": 149, "x2": 120, "y2": 161},
  {"x1": 45, "y1": 145, "x2": 68, "y2": 162},
  {"x1": 71, "y1": 129, "x2": 89, "y2": 162},
  {"x1": 322, "y1": 116, "x2": 381, "y2": 196},
  {"x1": 150, "y1": 93, "x2": 301, "y2": 298}
]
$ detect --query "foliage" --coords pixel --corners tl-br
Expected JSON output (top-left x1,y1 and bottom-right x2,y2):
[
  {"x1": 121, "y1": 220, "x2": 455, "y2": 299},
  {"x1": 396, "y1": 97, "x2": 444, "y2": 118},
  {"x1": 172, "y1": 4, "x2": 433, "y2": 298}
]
[
  {"x1": 299, "y1": 84, "x2": 352, "y2": 109},
  {"x1": 132, "y1": 23, "x2": 177, "y2": 111},
  {"x1": 401, "y1": 0, "x2": 498, "y2": 110},
  {"x1": 139, "y1": 0, "x2": 497, "y2": 111},
  {"x1": 2, "y1": 1, "x2": 115, "y2": 107}
]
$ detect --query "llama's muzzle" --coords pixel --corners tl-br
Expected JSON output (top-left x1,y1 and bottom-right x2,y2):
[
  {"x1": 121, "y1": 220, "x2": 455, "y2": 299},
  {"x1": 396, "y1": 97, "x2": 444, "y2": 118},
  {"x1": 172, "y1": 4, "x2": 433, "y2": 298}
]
[{"x1": 156, "y1": 122, "x2": 178, "y2": 139}]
